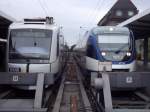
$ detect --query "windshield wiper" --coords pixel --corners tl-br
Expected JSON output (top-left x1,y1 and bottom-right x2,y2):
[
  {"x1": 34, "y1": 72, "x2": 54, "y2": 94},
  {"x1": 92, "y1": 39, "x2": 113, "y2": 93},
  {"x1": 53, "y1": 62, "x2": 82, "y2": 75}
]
[{"x1": 115, "y1": 43, "x2": 128, "y2": 54}]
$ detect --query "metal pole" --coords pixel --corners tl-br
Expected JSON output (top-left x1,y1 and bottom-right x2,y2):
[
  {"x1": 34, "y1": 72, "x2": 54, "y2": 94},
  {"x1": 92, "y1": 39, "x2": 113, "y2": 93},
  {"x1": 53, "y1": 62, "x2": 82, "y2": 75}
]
[
  {"x1": 144, "y1": 38, "x2": 148, "y2": 66},
  {"x1": 34, "y1": 73, "x2": 45, "y2": 108},
  {"x1": 102, "y1": 73, "x2": 113, "y2": 112}
]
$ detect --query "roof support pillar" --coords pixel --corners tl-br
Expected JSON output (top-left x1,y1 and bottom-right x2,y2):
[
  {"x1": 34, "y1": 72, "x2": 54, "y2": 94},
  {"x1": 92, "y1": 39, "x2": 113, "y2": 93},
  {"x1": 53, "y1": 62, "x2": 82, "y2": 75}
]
[{"x1": 144, "y1": 38, "x2": 148, "y2": 66}]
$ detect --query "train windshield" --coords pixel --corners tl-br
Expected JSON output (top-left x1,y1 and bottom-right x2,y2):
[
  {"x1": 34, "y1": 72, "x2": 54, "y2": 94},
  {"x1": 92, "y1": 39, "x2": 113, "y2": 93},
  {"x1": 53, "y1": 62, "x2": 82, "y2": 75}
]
[
  {"x1": 98, "y1": 33, "x2": 131, "y2": 61},
  {"x1": 9, "y1": 29, "x2": 52, "y2": 60},
  {"x1": 98, "y1": 34, "x2": 130, "y2": 51}
]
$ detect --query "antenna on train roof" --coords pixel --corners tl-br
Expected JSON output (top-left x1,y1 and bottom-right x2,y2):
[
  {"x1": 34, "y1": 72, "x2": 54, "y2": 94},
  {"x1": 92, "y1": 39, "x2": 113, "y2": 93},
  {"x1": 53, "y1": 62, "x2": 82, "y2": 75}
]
[{"x1": 46, "y1": 16, "x2": 54, "y2": 24}]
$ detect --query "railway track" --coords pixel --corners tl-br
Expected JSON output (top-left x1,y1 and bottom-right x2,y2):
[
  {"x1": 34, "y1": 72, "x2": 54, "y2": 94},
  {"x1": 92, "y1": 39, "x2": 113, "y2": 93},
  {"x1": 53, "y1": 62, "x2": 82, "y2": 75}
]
[
  {"x1": 74, "y1": 55, "x2": 105, "y2": 112},
  {"x1": 74, "y1": 54, "x2": 150, "y2": 112},
  {"x1": 52, "y1": 55, "x2": 92, "y2": 112}
]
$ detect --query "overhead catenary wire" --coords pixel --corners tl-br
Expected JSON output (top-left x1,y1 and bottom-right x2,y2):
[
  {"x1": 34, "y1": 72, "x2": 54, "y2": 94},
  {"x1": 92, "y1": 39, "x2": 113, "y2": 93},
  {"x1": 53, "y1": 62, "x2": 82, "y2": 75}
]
[
  {"x1": 43, "y1": 0, "x2": 51, "y2": 16},
  {"x1": 87, "y1": 0, "x2": 104, "y2": 26},
  {"x1": 92, "y1": 0, "x2": 105, "y2": 25},
  {"x1": 78, "y1": 0, "x2": 105, "y2": 48},
  {"x1": 37, "y1": 0, "x2": 49, "y2": 16},
  {"x1": 82, "y1": 0, "x2": 102, "y2": 27},
  {"x1": 92, "y1": 0, "x2": 117, "y2": 26},
  {"x1": 87, "y1": 0, "x2": 101, "y2": 21}
]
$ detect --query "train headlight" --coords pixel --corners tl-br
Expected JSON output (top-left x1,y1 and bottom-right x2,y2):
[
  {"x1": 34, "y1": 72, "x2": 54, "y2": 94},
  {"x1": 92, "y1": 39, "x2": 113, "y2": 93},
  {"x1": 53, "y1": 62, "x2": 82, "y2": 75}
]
[
  {"x1": 126, "y1": 52, "x2": 131, "y2": 56},
  {"x1": 109, "y1": 27, "x2": 114, "y2": 31},
  {"x1": 101, "y1": 52, "x2": 106, "y2": 56}
]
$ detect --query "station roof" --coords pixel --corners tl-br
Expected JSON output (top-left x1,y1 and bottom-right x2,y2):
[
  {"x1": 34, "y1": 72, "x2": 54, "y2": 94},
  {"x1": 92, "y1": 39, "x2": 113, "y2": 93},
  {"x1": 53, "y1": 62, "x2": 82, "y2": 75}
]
[
  {"x1": 0, "y1": 10, "x2": 16, "y2": 39},
  {"x1": 0, "y1": 10, "x2": 16, "y2": 25},
  {"x1": 118, "y1": 8, "x2": 150, "y2": 39}
]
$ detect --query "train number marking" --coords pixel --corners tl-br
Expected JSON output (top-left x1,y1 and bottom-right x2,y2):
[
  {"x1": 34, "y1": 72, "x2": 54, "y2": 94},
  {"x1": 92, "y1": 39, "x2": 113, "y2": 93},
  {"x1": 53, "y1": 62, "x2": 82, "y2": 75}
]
[
  {"x1": 12, "y1": 75, "x2": 19, "y2": 82},
  {"x1": 126, "y1": 76, "x2": 133, "y2": 83}
]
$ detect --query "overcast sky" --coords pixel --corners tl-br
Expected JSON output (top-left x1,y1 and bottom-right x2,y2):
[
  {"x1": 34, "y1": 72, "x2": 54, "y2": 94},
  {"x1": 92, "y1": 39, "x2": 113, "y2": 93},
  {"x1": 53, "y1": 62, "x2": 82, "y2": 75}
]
[{"x1": 0, "y1": 0, "x2": 150, "y2": 45}]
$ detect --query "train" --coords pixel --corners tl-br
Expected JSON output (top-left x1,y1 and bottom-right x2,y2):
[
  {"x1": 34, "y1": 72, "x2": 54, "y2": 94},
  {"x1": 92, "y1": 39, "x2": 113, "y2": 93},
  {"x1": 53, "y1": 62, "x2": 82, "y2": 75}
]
[
  {"x1": 86, "y1": 26, "x2": 136, "y2": 72},
  {"x1": 7, "y1": 17, "x2": 64, "y2": 89},
  {"x1": 75, "y1": 26, "x2": 137, "y2": 89}
]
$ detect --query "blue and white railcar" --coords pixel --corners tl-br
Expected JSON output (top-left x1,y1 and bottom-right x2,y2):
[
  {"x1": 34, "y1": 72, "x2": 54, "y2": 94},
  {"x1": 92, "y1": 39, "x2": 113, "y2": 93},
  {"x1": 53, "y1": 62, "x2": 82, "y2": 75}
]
[{"x1": 86, "y1": 26, "x2": 136, "y2": 72}]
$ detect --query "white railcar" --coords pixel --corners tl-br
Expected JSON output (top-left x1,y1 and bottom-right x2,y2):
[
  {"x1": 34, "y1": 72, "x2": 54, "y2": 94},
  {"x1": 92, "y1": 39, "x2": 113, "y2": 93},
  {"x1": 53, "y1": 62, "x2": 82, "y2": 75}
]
[{"x1": 7, "y1": 17, "x2": 64, "y2": 89}]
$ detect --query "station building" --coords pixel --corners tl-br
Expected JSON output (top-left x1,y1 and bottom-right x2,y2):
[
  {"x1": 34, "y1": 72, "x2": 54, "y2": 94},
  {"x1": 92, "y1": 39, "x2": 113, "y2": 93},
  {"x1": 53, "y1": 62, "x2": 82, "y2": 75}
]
[{"x1": 98, "y1": 0, "x2": 138, "y2": 26}]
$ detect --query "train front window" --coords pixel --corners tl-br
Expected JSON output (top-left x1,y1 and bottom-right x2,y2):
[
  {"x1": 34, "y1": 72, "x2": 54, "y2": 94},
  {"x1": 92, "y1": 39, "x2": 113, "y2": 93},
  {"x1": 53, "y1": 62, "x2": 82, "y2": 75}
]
[
  {"x1": 9, "y1": 29, "x2": 52, "y2": 60},
  {"x1": 98, "y1": 34, "x2": 131, "y2": 61}
]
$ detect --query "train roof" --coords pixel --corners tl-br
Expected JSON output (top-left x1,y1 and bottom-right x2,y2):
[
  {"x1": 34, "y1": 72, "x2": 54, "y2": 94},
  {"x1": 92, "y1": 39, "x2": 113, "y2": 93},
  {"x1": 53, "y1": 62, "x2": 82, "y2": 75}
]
[
  {"x1": 9, "y1": 22, "x2": 58, "y2": 30},
  {"x1": 9, "y1": 17, "x2": 59, "y2": 30}
]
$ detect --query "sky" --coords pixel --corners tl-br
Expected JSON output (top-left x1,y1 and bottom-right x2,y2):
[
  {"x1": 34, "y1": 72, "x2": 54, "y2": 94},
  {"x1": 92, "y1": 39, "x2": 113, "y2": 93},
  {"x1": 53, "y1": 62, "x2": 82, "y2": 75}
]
[{"x1": 0, "y1": 0, "x2": 150, "y2": 46}]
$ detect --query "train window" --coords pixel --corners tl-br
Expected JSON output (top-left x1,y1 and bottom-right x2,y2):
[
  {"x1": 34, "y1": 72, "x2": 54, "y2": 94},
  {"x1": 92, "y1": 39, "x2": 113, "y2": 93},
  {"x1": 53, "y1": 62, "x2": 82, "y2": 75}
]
[
  {"x1": 9, "y1": 29, "x2": 52, "y2": 59},
  {"x1": 128, "y1": 11, "x2": 134, "y2": 16},
  {"x1": 116, "y1": 10, "x2": 123, "y2": 17}
]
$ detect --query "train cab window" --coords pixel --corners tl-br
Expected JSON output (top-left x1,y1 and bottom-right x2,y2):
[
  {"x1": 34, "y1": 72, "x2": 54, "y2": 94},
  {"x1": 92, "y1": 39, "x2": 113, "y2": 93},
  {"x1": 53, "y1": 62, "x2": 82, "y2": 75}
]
[{"x1": 9, "y1": 29, "x2": 52, "y2": 60}]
